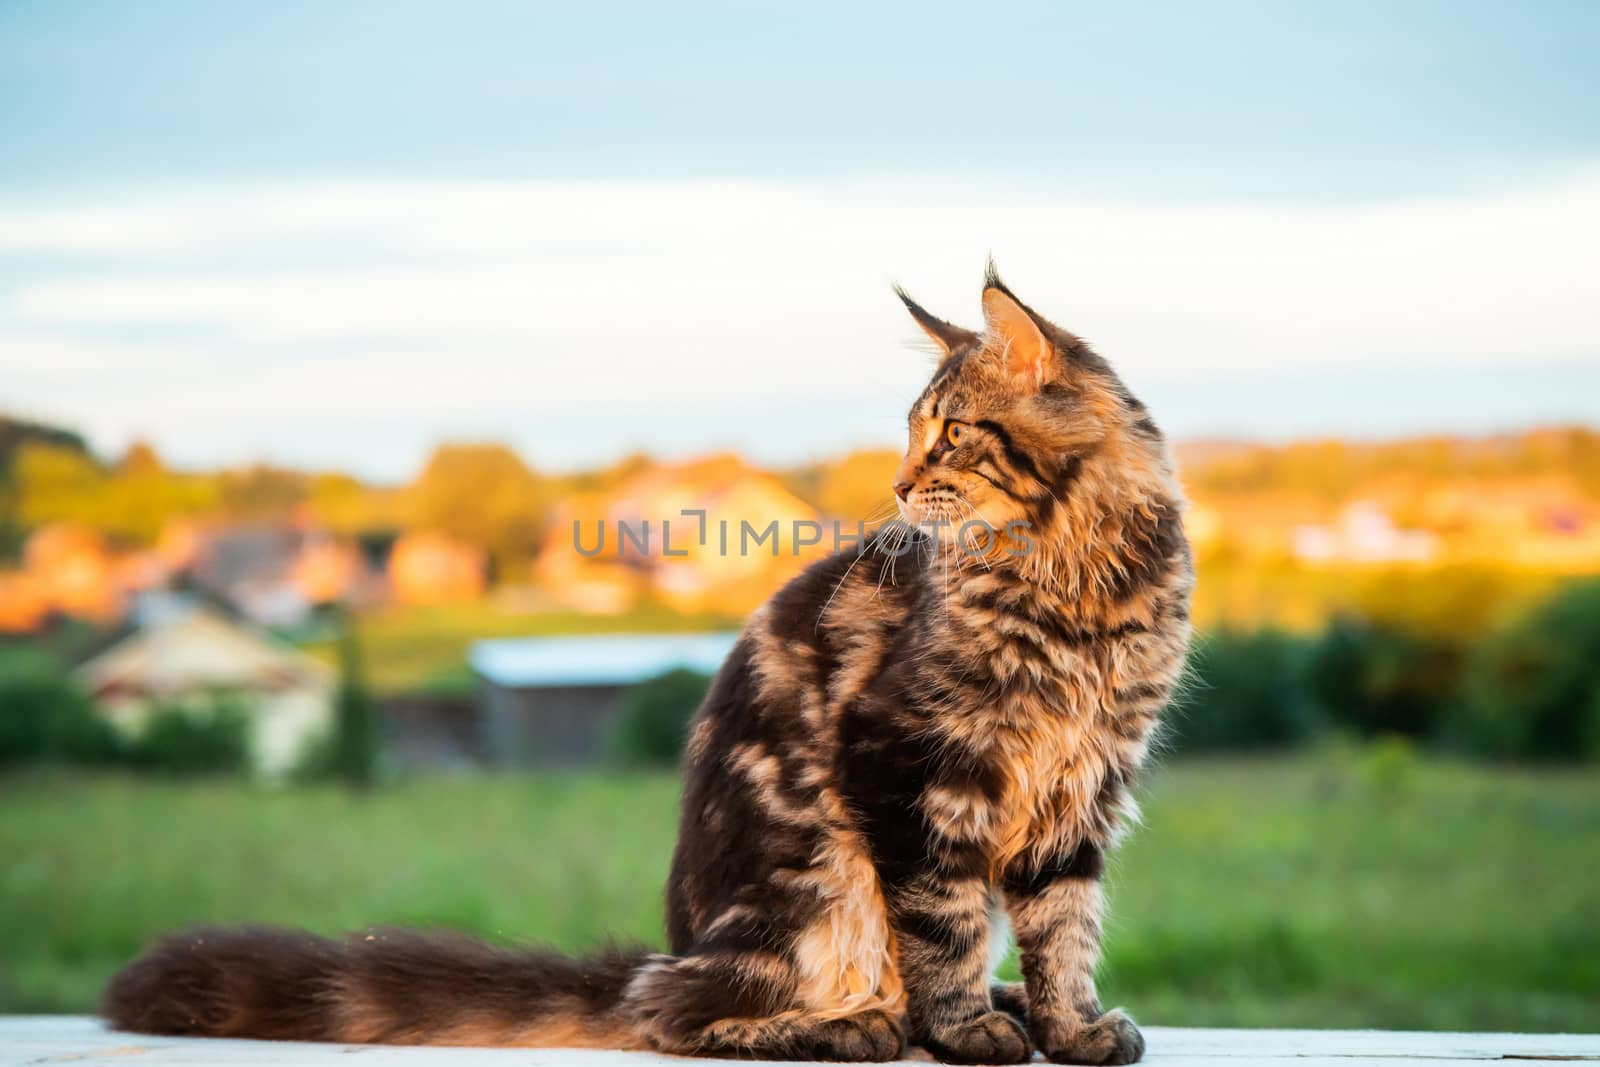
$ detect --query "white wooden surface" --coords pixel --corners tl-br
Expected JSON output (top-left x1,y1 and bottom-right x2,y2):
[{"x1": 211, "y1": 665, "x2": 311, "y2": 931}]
[{"x1": 2, "y1": 1017, "x2": 1597, "y2": 1067}]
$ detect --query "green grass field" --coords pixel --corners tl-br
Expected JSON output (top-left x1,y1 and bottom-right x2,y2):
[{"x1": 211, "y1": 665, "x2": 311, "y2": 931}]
[{"x1": 2, "y1": 755, "x2": 1596, "y2": 1031}]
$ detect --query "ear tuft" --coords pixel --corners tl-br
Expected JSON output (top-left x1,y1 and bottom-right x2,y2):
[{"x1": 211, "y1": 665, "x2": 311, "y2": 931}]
[
  {"x1": 982, "y1": 256, "x2": 1006, "y2": 294},
  {"x1": 980, "y1": 263, "x2": 1053, "y2": 389},
  {"x1": 893, "y1": 284, "x2": 980, "y2": 356}
]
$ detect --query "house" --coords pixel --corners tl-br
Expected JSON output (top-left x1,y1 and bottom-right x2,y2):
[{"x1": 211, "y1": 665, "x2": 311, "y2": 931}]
[
  {"x1": 1291, "y1": 501, "x2": 1439, "y2": 565},
  {"x1": 535, "y1": 454, "x2": 824, "y2": 616},
  {"x1": 22, "y1": 522, "x2": 124, "y2": 623},
  {"x1": 75, "y1": 600, "x2": 334, "y2": 775},
  {"x1": 469, "y1": 632, "x2": 738, "y2": 766},
  {"x1": 0, "y1": 570, "x2": 48, "y2": 633},
  {"x1": 388, "y1": 530, "x2": 486, "y2": 605},
  {"x1": 172, "y1": 521, "x2": 386, "y2": 627}
]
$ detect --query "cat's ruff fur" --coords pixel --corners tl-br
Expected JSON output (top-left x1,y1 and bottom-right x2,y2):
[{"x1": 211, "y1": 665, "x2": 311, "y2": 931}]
[{"x1": 104, "y1": 266, "x2": 1193, "y2": 1065}]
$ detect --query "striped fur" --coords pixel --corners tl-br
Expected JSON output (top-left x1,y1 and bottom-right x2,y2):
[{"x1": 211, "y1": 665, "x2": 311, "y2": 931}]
[{"x1": 103, "y1": 267, "x2": 1191, "y2": 1064}]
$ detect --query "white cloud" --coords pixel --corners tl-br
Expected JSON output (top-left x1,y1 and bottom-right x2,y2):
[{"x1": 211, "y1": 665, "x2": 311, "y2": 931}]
[{"x1": 2, "y1": 172, "x2": 1598, "y2": 477}]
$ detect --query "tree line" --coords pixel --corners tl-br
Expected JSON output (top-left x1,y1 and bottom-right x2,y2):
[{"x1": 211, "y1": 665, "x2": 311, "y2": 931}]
[{"x1": 1175, "y1": 578, "x2": 1600, "y2": 761}]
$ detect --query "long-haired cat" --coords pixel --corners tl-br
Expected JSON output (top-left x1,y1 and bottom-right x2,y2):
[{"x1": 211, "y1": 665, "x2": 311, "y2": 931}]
[{"x1": 105, "y1": 265, "x2": 1192, "y2": 1064}]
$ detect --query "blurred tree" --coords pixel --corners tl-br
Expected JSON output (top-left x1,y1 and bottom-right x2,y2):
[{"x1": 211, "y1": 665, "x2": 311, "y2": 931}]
[
  {"x1": 116, "y1": 440, "x2": 164, "y2": 476},
  {"x1": 1457, "y1": 579, "x2": 1600, "y2": 762},
  {"x1": 13, "y1": 443, "x2": 103, "y2": 528},
  {"x1": 0, "y1": 414, "x2": 90, "y2": 463},
  {"x1": 1183, "y1": 428, "x2": 1600, "y2": 500},
  {"x1": 1349, "y1": 565, "x2": 1548, "y2": 640},
  {"x1": 217, "y1": 464, "x2": 309, "y2": 520},
  {"x1": 2, "y1": 419, "x2": 92, "y2": 560},
  {"x1": 1171, "y1": 629, "x2": 1319, "y2": 753},
  {"x1": 815, "y1": 449, "x2": 900, "y2": 523},
  {"x1": 330, "y1": 619, "x2": 381, "y2": 787},
  {"x1": 405, "y1": 443, "x2": 548, "y2": 572},
  {"x1": 0, "y1": 648, "x2": 122, "y2": 766},
  {"x1": 12, "y1": 440, "x2": 217, "y2": 545},
  {"x1": 1304, "y1": 618, "x2": 1462, "y2": 741},
  {"x1": 129, "y1": 695, "x2": 252, "y2": 775},
  {"x1": 609, "y1": 668, "x2": 711, "y2": 766},
  {"x1": 308, "y1": 472, "x2": 397, "y2": 535},
  {"x1": 564, "y1": 450, "x2": 656, "y2": 495}
]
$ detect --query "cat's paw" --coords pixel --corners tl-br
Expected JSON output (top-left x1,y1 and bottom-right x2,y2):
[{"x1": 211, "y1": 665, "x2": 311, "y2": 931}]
[
  {"x1": 921, "y1": 1010, "x2": 1033, "y2": 1064},
  {"x1": 1042, "y1": 1009, "x2": 1145, "y2": 1065},
  {"x1": 989, "y1": 981, "x2": 1030, "y2": 1027},
  {"x1": 803, "y1": 1010, "x2": 906, "y2": 1062}
]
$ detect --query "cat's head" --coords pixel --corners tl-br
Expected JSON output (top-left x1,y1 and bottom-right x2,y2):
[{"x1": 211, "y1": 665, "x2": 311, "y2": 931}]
[{"x1": 891, "y1": 264, "x2": 1173, "y2": 564}]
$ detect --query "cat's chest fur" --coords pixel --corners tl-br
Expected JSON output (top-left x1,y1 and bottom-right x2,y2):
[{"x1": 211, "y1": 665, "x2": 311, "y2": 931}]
[{"x1": 913, "y1": 575, "x2": 1161, "y2": 873}]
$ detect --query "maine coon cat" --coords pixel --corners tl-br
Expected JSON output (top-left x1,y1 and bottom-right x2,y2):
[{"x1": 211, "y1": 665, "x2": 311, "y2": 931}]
[{"x1": 105, "y1": 266, "x2": 1193, "y2": 1065}]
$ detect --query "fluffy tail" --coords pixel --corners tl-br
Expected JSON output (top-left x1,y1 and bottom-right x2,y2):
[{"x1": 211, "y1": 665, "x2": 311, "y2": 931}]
[{"x1": 102, "y1": 925, "x2": 654, "y2": 1048}]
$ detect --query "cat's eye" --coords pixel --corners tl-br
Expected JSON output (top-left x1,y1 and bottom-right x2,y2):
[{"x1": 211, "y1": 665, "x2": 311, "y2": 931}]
[{"x1": 944, "y1": 421, "x2": 968, "y2": 447}]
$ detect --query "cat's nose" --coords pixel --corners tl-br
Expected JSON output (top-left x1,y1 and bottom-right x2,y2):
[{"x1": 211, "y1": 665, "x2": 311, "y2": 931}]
[{"x1": 893, "y1": 480, "x2": 914, "y2": 501}]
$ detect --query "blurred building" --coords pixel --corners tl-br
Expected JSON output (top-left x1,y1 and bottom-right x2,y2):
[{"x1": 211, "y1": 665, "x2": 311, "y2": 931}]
[
  {"x1": 536, "y1": 454, "x2": 824, "y2": 615},
  {"x1": 75, "y1": 600, "x2": 334, "y2": 775},
  {"x1": 1292, "y1": 502, "x2": 1440, "y2": 565},
  {"x1": 22, "y1": 522, "x2": 125, "y2": 623},
  {"x1": 379, "y1": 691, "x2": 488, "y2": 770},
  {"x1": 388, "y1": 530, "x2": 486, "y2": 605},
  {"x1": 0, "y1": 570, "x2": 49, "y2": 633},
  {"x1": 470, "y1": 632, "x2": 736, "y2": 766},
  {"x1": 187, "y1": 523, "x2": 386, "y2": 626}
]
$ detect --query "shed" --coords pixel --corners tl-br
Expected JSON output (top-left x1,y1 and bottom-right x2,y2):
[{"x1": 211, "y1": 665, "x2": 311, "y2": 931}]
[{"x1": 469, "y1": 632, "x2": 738, "y2": 766}]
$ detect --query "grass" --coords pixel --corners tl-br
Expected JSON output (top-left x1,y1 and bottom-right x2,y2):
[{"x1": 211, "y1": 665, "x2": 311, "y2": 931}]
[{"x1": 2, "y1": 754, "x2": 1596, "y2": 1031}]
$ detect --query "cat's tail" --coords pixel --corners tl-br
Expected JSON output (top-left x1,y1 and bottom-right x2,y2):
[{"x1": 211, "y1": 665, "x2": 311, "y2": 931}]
[{"x1": 102, "y1": 925, "x2": 658, "y2": 1048}]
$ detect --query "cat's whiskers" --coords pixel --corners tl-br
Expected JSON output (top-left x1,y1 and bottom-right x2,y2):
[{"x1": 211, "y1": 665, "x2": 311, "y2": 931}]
[
  {"x1": 877, "y1": 522, "x2": 910, "y2": 597},
  {"x1": 816, "y1": 505, "x2": 904, "y2": 629},
  {"x1": 951, "y1": 494, "x2": 994, "y2": 573}
]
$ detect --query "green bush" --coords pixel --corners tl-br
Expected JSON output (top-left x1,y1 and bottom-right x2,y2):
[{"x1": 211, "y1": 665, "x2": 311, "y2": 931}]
[
  {"x1": 609, "y1": 668, "x2": 711, "y2": 766},
  {"x1": 1304, "y1": 618, "x2": 1462, "y2": 741},
  {"x1": 128, "y1": 695, "x2": 252, "y2": 775},
  {"x1": 1170, "y1": 629, "x2": 1319, "y2": 753},
  {"x1": 1358, "y1": 733, "x2": 1421, "y2": 804},
  {"x1": 293, "y1": 622, "x2": 382, "y2": 786},
  {"x1": 330, "y1": 625, "x2": 380, "y2": 787},
  {"x1": 0, "y1": 648, "x2": 122, "y2": 766},
  {"x1": 1456, "y1": 579, "x2": 1600, "y2": 762}
]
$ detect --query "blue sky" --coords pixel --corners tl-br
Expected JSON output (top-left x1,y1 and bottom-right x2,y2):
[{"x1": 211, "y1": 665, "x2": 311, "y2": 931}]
[
  {"x1": 2, "y1": 1, "x2": 1598, "y2": 478},
  {"x1": 5, "y1": 1, "x2": 1598, "y2": 196}
]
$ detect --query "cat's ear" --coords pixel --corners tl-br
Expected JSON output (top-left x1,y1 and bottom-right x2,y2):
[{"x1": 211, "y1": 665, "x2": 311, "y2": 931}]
[
  {"x1": 894, "y1": 285, "x2": 980, "y2": 356},
  {"x1": 981, "y1": 262, "x2": 1056, "y2": 390}
]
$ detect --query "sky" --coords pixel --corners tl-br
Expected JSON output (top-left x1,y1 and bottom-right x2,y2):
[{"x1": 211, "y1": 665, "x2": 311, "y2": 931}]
[{"x1": 2, "y1": 1, "x2": 1598, "y2": 481}]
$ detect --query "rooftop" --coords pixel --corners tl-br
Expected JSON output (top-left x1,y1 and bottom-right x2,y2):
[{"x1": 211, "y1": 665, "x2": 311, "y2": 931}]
[
  {"x1": 469, "y1": 632, "x2": 739, "y2": 688},
  {"x1": 75, "y1": 602, "x2": 332, "y2": 699}
]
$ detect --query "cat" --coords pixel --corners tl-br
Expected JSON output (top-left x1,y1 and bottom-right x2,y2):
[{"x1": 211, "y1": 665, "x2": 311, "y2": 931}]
[{"x1": 104, "y1": 264, "x2": 1192, "y2": 1065}]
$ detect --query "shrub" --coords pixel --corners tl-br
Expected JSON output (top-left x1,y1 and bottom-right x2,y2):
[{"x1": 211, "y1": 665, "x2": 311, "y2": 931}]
[
  {"x1": 1304, "y1": 618, "x2": 1461, "y2": 741},
  {"x1": 1169, "y1": 629, "x2": 1319, "y2": 753},
  {"x1": 610, "y1": 668, "x2": 711, "y2": 766},
  {"x1": 292, "y1": 621, "x2": 382, "y2": 786},
  {"x1": 1456, "y1": 579, "x2": 1600, "y2": 762},
  {"x1": 128, "y1": 695, "x2": 252, "y2": 775},
  {"x1": 0, "y1": 647, "x2": 121, "y2": 766},
  {"x1": 1358, "y1": 733, "x2": 1420, "y2": 804},
  {"x1": 330, "y1": 625, "x2": 380, "y2": 787}
]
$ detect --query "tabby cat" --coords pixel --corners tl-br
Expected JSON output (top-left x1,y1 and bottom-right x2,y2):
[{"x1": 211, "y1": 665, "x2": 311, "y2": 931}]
[{"x1": 105, "y1": 266, "x2": 1193, "y2": 1064}]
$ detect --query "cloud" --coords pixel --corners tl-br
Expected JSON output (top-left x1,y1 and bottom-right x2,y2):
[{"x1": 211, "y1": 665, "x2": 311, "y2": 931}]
[{"x1": 2, "y1": 172, "x2": 1598, "y2": 477}]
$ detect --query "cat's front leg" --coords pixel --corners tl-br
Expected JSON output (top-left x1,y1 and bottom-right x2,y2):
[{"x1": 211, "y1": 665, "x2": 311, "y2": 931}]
[
  {"x1": 1002, "y1": 840, "x2": 1144, "y2": 1065},
  {"x1": 885, "y1": 869, "x2": 1032, "y2": 1065}
]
